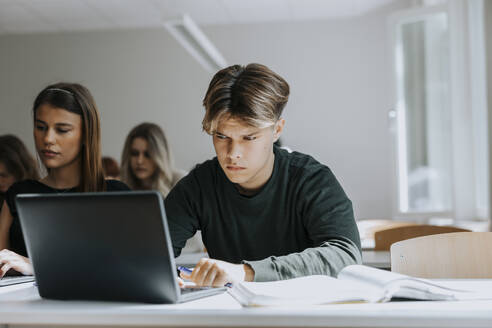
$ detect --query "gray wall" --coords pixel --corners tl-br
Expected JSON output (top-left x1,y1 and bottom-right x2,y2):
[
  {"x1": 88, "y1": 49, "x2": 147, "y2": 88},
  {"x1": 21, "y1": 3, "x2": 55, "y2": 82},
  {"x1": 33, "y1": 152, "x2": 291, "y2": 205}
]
[{"x1": 0, "y1": 2, "x2": 409, "y2": 220}]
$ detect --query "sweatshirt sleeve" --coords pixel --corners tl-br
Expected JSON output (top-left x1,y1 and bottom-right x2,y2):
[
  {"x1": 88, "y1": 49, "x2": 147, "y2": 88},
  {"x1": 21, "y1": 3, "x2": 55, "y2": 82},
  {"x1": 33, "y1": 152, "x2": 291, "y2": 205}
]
[
  {"x1": 243, "y1": 165, "x2": 362, "y2": 282},
  {"x1": 244, "y1": 237, "x2": 361, "y2": 281}
]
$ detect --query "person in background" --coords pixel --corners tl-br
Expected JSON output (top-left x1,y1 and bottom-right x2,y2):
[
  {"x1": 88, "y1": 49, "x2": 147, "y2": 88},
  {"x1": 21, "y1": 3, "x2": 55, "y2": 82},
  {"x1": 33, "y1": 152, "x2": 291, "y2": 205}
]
[
  {"x1": 166, "y1": 63, "x2": 361, "y2": 287},
  {"x1": 102, "y1": 156, "x2": 120, "y2": 180},
  {"x1": 0, "y1": 135, "x2": 39, "y2": 210},
  {"x1": 120, "y1": 122, "x2": 203, "y2": 253},
  {"x1": 0, "y1": 82, "x2": 129, "y2": 277}
]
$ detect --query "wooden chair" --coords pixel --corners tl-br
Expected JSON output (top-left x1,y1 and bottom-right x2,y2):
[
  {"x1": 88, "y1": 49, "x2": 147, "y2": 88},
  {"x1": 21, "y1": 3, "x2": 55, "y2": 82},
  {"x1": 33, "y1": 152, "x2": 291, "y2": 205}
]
[
  {"x1": 374, "y1": 224, "x2": 470, "y2": 250},
  {"x1": 391, "y1": 232, "x2": 492, "y2": 278}
]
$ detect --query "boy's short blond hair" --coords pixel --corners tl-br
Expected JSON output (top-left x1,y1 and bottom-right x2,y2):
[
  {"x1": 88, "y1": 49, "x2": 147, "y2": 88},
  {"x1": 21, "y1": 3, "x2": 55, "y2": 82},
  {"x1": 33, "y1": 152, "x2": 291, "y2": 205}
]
[{"x1": 202, "y1": 63, "x2": 290, "y2": 134}]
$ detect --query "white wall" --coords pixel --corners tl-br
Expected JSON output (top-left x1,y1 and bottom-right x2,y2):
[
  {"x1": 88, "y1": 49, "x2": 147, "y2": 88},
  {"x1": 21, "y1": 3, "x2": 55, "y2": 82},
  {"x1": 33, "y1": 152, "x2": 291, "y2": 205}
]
[
  {"x1": 0, "y1": 29, "x2": 216, "y2": 170},
  {"x1": 0, "y1": 1, "x2": 410, "y2": 220}
]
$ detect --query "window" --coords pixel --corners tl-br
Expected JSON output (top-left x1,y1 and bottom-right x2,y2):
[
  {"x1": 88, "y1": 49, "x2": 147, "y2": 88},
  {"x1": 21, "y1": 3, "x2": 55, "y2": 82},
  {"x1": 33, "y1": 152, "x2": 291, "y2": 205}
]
[{"x1": 389, "y1": 1, "x2": 488, "y2": 221}]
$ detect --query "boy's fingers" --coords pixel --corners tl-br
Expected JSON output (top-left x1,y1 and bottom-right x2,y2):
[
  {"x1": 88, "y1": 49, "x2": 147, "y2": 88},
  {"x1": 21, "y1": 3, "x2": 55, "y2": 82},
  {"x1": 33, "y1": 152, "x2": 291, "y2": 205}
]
[
  {"x1": 202, "y1": 267, "x2": 218, "y2": 287},
  {"x1": 176, "y1": 277, "x2": 185, "y2": 287},
  {"x1": 180, "y1": 271, "x2": 191, "y2": 280}
]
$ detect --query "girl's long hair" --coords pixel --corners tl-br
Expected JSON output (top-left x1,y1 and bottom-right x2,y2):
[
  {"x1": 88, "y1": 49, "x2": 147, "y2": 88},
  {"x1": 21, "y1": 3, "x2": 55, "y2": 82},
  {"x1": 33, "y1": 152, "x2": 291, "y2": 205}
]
[{"x1": 33, "y1": 83, "x2": 105, "y2": 191}]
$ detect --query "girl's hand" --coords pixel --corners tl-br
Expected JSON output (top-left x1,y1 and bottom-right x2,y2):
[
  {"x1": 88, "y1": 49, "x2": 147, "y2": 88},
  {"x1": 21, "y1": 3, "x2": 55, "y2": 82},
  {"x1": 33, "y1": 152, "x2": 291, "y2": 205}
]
[{"x1": 0, "y1": 249, "x2": 33, "y2": 277}]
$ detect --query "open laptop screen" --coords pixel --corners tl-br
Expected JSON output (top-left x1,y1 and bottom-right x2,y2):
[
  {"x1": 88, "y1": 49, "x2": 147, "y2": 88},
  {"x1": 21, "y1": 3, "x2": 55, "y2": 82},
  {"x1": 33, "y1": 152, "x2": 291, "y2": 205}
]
[{"x1": 16, "y1": 191, "x2": 224, "y2": 303}]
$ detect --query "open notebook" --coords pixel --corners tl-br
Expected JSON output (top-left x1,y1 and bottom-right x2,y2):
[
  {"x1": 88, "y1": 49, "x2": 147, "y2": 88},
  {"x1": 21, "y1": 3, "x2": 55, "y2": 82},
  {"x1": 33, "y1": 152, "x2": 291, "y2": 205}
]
[{"x1": 228, "y1": 265, "x2": 492, "y2": 307}]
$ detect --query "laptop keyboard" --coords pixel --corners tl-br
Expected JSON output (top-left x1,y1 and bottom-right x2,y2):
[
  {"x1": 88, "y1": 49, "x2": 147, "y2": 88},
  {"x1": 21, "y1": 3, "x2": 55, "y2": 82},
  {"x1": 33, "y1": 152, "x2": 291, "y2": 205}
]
[
  {"x1": 180, "y1": 286, "x2": 218, "y2": 295},
  {"x1": 0, "y1": 276, "x2": 35, "y2": 287},
  {"x1": 179, "y1": 285, "x2": 227, "y2": 302}
]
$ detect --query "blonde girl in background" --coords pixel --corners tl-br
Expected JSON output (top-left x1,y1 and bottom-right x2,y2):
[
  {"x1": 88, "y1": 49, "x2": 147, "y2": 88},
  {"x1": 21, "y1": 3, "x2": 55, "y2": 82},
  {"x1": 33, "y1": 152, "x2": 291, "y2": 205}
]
[{"x1": 121, "y1": 122, "x2": 203, "y2": 253}]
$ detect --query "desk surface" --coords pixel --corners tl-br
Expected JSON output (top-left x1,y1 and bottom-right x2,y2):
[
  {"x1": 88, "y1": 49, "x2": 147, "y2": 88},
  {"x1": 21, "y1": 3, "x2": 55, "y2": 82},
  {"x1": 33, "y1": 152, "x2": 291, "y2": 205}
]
[{"x1": 1, "y1": 280, "x2": 492, "y2": 328}]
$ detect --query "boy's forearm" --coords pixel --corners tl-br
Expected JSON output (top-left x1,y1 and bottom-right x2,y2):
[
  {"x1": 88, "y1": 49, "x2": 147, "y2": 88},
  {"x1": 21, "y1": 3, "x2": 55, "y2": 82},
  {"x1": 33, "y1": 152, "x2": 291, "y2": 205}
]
[{"x1": 243, "y1": 238, "x2": 362, "y2": 282}]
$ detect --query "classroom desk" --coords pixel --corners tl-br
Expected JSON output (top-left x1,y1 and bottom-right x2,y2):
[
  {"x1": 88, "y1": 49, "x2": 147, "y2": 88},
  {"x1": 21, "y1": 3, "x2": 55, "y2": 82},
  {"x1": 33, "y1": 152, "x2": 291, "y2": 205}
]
[
  {"x1": 1, "y1": 280, "x2": 492, "y2": 328},
  {"x1": 176, "y1": 250, "x2": 392, "y2": 270}
]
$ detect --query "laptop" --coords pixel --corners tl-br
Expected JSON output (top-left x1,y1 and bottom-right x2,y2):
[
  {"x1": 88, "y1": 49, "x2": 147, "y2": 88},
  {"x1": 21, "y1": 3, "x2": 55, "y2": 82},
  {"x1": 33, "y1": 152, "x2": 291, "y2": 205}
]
[
  {"x1": 0, "y1": 275, "x2": 35, "y2": 287},
  {"x1": 15, "y1": 191, "x2": 226, "y2": 303}
]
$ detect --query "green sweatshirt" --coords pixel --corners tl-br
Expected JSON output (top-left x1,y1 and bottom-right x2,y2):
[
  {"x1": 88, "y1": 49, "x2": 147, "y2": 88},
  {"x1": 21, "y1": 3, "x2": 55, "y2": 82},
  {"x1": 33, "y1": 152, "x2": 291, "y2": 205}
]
[{"x1": 165, "y1": 146, "x2": 362, "y2": 281}]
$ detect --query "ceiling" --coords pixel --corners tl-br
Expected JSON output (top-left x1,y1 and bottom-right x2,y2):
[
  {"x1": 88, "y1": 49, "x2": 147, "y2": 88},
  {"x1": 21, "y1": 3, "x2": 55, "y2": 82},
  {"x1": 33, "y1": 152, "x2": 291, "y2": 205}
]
[{"x1": 0, "y1": 0, "x2": 397, "y2": 35}]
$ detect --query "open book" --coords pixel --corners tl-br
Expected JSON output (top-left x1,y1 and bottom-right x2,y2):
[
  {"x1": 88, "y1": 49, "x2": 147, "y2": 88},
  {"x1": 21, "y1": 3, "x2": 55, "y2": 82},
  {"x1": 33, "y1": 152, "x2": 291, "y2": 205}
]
[{"x1": 228, "y1": 265, "x2": 490, "y2": 307}]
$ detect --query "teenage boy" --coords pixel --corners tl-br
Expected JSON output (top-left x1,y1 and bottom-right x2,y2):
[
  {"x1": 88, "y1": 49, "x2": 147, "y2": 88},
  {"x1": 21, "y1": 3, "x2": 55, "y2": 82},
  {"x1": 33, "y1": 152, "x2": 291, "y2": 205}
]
[{"x1": 165, "y1": 63, "x2": 361, "y2": 287}]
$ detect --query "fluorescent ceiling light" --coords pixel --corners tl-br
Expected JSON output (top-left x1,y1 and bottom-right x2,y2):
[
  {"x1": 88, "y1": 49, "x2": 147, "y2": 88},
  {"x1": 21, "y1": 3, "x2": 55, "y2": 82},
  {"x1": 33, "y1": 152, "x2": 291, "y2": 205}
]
[{"x1": 164, "y1": 14, "x2": 227, "y2": 73}]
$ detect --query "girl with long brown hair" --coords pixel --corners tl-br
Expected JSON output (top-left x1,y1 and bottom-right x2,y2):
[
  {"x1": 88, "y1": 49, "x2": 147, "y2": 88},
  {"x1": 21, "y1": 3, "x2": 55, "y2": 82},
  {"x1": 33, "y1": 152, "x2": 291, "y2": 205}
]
[{"x1": 0, "y1": 83, "x2": 129, "y2": 277}]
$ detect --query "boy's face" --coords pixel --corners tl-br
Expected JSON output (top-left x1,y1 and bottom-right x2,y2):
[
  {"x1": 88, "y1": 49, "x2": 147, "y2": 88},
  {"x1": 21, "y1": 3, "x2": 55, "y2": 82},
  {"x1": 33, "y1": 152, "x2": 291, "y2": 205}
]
[{"x1": 213, "y1": 117, "x2": 284, "y2": 193}]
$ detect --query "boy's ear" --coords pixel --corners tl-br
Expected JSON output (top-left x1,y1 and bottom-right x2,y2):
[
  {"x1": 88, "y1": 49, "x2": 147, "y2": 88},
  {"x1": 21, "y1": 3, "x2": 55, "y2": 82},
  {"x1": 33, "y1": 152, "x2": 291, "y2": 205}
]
[{"x1": 273, "y1": 119, "x2": 285, "y2": 142}]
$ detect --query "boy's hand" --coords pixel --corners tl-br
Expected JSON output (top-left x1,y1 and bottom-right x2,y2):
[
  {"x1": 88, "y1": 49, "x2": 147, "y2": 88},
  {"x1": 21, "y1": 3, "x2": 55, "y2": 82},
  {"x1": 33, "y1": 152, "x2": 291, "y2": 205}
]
[{"x1": 180, "y1": 258, "x2": 254, "y2": 287}]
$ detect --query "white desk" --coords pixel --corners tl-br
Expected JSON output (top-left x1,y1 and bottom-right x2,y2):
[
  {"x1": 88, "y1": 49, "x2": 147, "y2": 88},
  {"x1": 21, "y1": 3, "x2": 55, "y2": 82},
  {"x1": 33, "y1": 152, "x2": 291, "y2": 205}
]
[{"x1": 1, "y1": 280, "x2": 492, "y2": 328}]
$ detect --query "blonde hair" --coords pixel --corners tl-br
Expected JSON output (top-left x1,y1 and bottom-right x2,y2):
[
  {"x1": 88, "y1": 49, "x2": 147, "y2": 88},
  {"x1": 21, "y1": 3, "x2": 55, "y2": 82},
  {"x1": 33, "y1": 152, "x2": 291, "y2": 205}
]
[
  {"x1": 121, "y1": 123, "x2": 182, "y2": 197},
  {"x1": 202, "y1": 63, "x2": 290, "y2": 134}
]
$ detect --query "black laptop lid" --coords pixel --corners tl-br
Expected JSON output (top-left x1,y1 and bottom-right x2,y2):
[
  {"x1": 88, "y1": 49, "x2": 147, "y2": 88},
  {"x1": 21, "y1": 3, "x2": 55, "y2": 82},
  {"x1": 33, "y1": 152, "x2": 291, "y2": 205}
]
[{"x1": 16, "y1": 191, "x2": 180, "y2": 303}]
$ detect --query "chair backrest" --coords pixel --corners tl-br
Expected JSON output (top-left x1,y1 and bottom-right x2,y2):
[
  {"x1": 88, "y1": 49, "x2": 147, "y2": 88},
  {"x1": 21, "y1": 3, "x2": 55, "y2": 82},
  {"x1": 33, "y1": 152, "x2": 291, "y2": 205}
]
[
  {"x1": 391, "y1": 232, "x2": 492, "y2": 278},
  {"x1": 374, "y1": 224, "x2": 470, "y2": 250}
]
